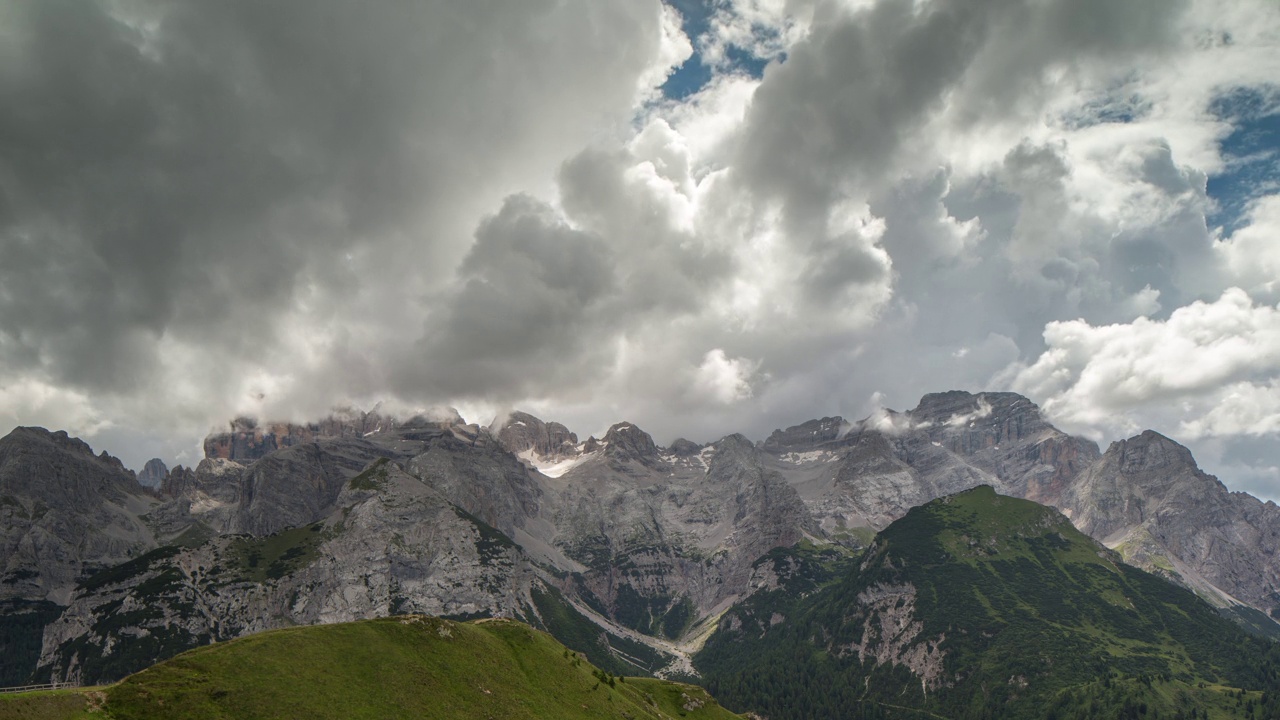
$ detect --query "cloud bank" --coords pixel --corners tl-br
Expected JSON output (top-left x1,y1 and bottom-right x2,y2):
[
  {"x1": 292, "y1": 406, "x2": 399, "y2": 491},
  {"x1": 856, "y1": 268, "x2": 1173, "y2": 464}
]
[{"x1": 1, "y1": 0, "x2": 1279, "y2": 499}]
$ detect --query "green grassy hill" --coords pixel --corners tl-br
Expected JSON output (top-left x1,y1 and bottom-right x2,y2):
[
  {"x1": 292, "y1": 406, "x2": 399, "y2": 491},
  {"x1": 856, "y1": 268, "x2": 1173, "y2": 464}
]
[
  {"x1": 696, "y1": 486, "x2": 1280, "y2": 720},
  {"x1": 0, "y1": 616, "x2": 741, "y2": 720}
]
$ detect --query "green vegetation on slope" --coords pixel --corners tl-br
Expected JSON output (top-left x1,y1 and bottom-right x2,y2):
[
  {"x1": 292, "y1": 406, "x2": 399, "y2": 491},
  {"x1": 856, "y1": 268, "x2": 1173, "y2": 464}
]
[
  {"x1": 2, "y1": 616, "x2": 742, "y2": 720},
  {"x1": 696, "y1": 486, "x2": 1280, "y2": 720},
  {"x1": 220, "y1": 521, "x2": 330, "y2": 583},
  {"x1": 0, "y1": 600, "x2": 64, "y2": 686},
  {"x1": 348, "y1": 457, "x2": 390, "y2": 490},
  {"x1": 527, "y1": 584, "x2": 671, "y2": 675},
  {"x1": 0, "y1": 688, "x2": 102, "y2": 720},
  {"x1": 42, "y1": 522, "x2": 336, "y2": 687}
]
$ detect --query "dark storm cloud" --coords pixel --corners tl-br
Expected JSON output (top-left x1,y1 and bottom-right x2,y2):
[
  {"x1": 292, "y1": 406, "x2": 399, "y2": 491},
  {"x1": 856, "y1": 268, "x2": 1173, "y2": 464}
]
[
  {"x1": 412, "y1": 194, "x2": 619, "y2": 397},
  {"x1": 0, "y1": 0, "x2": 674, "y2": 418}
]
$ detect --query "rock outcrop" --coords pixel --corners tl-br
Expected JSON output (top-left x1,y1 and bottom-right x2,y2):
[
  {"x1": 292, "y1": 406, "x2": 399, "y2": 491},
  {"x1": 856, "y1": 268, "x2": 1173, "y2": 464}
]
[
  {"x1": 496, "y1": 411, "x2": 578, "y2": 459},
  {"x1": 136, "y1": 458, "x2": 168, "y2": 489},
  {"x1": 1061, "y1": 430, "x2": 1280, "y2": 612},
  {"x1": 201, "y1": 407, "x2": 402, "y2": 462},
  {"x1": 0, "y1": 427, "x2": 159, "y2": 606},
  {"x1": 602, "y1": 422, "x2": 663, "y2": 470},
  {"x1": 38, "y1": 460, "x2": 542, "y2": 684},
  {"x1": 545, "y1": 428, "x2": 817, "y2": 639}
]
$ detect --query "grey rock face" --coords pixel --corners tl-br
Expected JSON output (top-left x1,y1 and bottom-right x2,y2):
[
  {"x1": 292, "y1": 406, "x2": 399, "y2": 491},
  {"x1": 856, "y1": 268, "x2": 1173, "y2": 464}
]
[
  {"x1": 762, "y1": 416, "x2": 850, "y2": 452},
  {"x1": 668, "y1": 439, "x2": 702, "y2": 457},
  {"x1": 236, "y1": 438, "x2": 396, "y2": 537},
  {"x1": 496, "y1": 411, "x2": 578, "y2": 458},
  {"x1": 202, "y1": 408, "x2": 402, "y2": 461},
  {"x1": 905, "y1": 391, "x2": 1101, "y2": 505},
  {"x1": 136, "y1": 458, "x2": 168, "y2": 489},
  {"x1": 602, "y1": 422, "x2": 662, "y2": 469},
  {"x1": 152, "y1": 431, "x2": 424, "y2": 540},
  {"x1": 407, "y1": 433, "x2": 542, "y2": 538},
  {"x1": 160, "y1": 458, "x2": 246, "y2": 534},
  {"x1": 38, "y1": 460, "x2": 542, "y2": 684},
  {"x1": 159, "y1": 464, "x2": 194, "y2": 498},
  {"x1": 765, "y1": 392, "x2": 1099, "y2": 539},
  {"x1": 0, "y1": 428, "x2": 159, "y2": 605},
  {"x1": 1061, "y1": 430, "x2": 1280, "y2": 612},
  {"x1": 544, "y1": 429, "x2": 817, "y2": 638}
]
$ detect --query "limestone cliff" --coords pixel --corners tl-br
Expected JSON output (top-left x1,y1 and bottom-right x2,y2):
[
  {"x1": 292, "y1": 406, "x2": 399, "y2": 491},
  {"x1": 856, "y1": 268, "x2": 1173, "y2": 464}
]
[{"x1": 0, "y1": 427, "x2": 159, "y2": 606}]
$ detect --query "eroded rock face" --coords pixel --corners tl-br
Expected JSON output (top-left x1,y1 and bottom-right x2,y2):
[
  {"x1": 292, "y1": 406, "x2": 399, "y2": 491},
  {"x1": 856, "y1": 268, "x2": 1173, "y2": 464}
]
[
  {"x1": 545, "y1": 430, "x2": 817, "y2": 638},
  {"x1": 603, "y1": 422, "x2": 662, "y2": 469},
  {"x1": 202, "y1": 408, "x2": 402, "y2": 462},
  {"x1": 838, "y1": 582, "x2": 947, "y2": 693},
  {"x1": 38, "y1": 461, "x2": 541, "y2": 685},
  {"x1": 496, "y1": 411, "x2": 578, "y2": 459},
  {"x1": 905, "y1": 391, "x2": 1100, "y2": 504},
  {"x1": 1062, "y1": 430, "x2": 1280, "y2": 612},
  {"x1": 407, "y1": 433, "x2": 542, "y2": 538},
  {"x1": 236, "y1": 439, "x2": 393, "y2": 537},
  {"x1": 136, "y1": 459, "x2": 168, "y2": 489},
  {"x1": 764, "y1": 391, "x2": 1100, "y2": 538},
  {"x1": 0, "y1": 427, "x2": 159, "y2": 606}
]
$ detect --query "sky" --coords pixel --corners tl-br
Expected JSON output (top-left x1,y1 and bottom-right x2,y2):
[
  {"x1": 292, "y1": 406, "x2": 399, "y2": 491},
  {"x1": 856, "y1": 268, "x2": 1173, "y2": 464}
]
[{"x1": 1, "y1": 0, "x2": 1280, "y2": 500}]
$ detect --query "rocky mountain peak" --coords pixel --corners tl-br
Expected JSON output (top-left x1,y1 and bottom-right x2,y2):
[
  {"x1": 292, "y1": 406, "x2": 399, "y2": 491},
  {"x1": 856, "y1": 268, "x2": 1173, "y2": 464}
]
[
  {"x1": 1056, "y1": 428, "x2": 1272, "y2": 611},
  {"x1": 668, "y1": 438, "x2": 702, "y2": 456},
  {"x1": 903, "y1": 391, "x2": 1066, "y2": 464},
  {"x1": 1104, "y1": 429, "x2": 1198, "y2": 474},
  {"x1": 137, "y1": 458, "x2": 169, "y2": 489},
  {"x1": 3, "y1": 426, "x2": 94, "y2": 459},
  {"x1": 404, "y1": 407, "x2": 465, "y2": 429},
  {"x1": 495, "y1": 411, "x2": 579, "y2": 458},
  {"x1": 603, "y1": 422, "x2": 660, "y2": 467},
  {"x1": 908, "y1": 390, "x2": 1044, "y2": 429},
  {"x1": 159, "y1": 464, "x2": 195, "y2": 498},
  {"x1": 203, "y1": 407, "x2": 401, "y2": 462},
  {"x1": 715, "y1": 433, "x2": 756, "y2": 454},
  {"x1": 0, "y1": 426, "x2": 159, "y2": 605},
  {"x1": 0, "y1": 427, "x2": 135, "y2": 484},
  {"x1": 762, "y1": 416, "x2": 849, "y2": 452}
]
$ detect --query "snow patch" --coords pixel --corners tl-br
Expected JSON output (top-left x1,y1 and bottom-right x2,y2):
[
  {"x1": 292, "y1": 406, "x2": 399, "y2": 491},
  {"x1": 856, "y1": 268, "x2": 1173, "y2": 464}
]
[
  {"x1": 519, "y1": 447, "x2": 590, "y2": 478},
  {"x1": 697, "y1": 444, "x2": 716, "y2": 471},
  {"x1": 780, "y1": 450, "x2": 833, "y2": 464}
]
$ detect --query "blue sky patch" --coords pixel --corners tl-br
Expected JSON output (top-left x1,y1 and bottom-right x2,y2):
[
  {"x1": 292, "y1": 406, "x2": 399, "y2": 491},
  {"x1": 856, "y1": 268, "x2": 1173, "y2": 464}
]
[
  {"x1": 660, "y1": 0, "x2": 773, "y2": 100},
  {"x1": 1206, "y1": 85, "x2": 1280, "y2": 233},
  {"x1": 662, "y1": 0, "x2": 716, "y2": 99}
]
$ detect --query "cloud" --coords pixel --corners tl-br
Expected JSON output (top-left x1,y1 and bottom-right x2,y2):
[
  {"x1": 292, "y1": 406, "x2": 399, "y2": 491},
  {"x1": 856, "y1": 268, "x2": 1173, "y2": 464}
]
[
  {"x1": 1010, "y1": 288, "x2": 1280, "y2": 436},
  {"x1": 694, "y1": 349, "x2": 759, "y2": 404},
  {"x1": 1215, "y1": 195, "x2": 1280, "y2": 300},
  {"x1": 0, "y1": 0, "x2": 682, "y2": 452},
  {"x1": 2, "y1": 0, "x2": 1280, "y2": 506}
]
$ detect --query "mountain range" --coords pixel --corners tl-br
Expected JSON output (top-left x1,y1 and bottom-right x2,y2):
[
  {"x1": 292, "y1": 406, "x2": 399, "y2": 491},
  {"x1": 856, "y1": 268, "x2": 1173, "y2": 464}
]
[{"x1": 2, "y1": 389, "x2": 1278, "y2": 697}]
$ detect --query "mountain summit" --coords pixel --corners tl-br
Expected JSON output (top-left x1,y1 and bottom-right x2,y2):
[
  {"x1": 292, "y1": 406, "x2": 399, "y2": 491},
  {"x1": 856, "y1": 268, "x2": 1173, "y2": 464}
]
[{"x1": 697, "y1": 486, "x2": 1280, "y2": 719}]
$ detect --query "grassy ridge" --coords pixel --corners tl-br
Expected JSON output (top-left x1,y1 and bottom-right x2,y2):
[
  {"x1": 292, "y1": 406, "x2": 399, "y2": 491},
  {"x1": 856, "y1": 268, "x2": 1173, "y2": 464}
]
[{"x1": 1, "y1": 616, "x2": 741, "y2": 720}]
